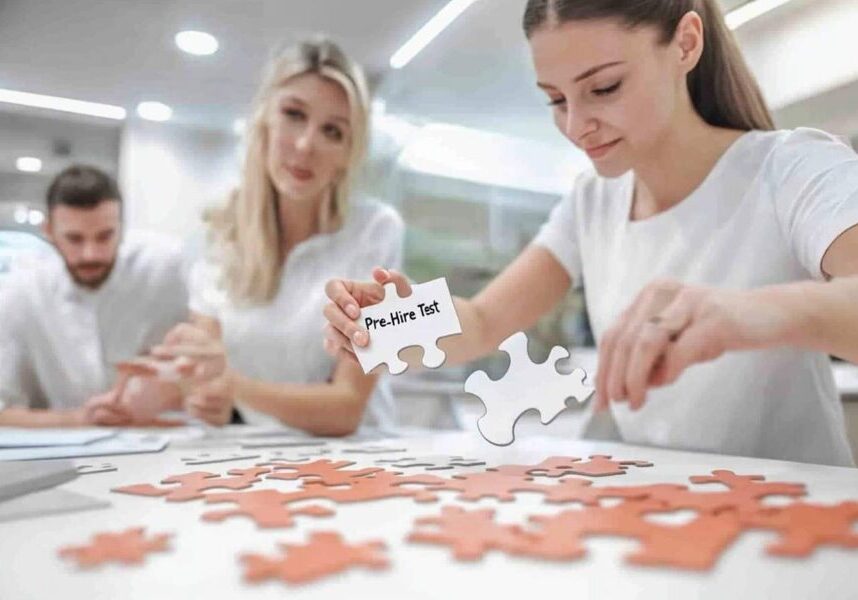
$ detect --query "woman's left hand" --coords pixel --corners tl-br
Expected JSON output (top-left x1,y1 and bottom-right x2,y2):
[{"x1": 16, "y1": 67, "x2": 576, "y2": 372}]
[
  {"x1": 148, "y1": 323, "x2": 228, "y2": 383},
  {"x1": 184, "y1": 371, "x2": 236, "y2": 426},
  {"x1": 596, "y1": 280, "x2": 796, "y2": 412}
]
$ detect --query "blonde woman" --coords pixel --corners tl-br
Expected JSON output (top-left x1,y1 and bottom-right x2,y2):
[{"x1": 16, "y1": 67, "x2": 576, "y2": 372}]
[
  {"x1": 168, "y1": 39, "x2": 403, "y2": 435},
  {"x1": 323, "y1": 0, "x2": 858, "y2": 465}
]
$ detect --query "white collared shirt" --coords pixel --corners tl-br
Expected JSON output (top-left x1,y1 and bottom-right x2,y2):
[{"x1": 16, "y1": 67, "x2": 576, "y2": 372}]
[
  {"x1": 0, "y1": 231, "x2": 189, "y2": 411},
  {"x1": 189, "y1": 201, "x2": 404, "y2": 430}
]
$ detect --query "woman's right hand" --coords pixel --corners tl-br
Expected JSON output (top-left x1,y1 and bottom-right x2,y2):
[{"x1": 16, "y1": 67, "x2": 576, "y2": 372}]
[{"x1": 323, "y1": 267, "x2": 411, "y2": 362}]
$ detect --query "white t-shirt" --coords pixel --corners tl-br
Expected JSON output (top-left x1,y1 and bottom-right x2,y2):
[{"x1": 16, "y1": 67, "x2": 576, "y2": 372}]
[
  {"x1": 189, "y1": 201, "x2": 404, "y2": 431},
  {"x1": 534, "y1": 128, "x2": 858, "y2": 466},
  {"x1": 0, "y1": 231, "x2": 189, "y2": 411}
]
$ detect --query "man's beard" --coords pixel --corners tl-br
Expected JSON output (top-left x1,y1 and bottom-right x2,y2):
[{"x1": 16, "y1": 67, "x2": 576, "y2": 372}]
[{"x1": 67, "y1": 259, "x2": 116, "y2": 289}]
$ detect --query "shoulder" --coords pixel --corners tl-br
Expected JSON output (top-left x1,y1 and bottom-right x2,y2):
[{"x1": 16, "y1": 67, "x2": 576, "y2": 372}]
[
  {"x1": 0, "y1": 253, "x2": 60, "y2": 316},
  {"x1": 755, "y1": 128, "x2": 856, "y2": 174}
]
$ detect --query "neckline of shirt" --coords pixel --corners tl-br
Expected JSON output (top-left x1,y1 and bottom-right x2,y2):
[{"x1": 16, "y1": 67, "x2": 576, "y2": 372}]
[{"x1": 621, "y1": 130, "x2": 758, "y2": 231}]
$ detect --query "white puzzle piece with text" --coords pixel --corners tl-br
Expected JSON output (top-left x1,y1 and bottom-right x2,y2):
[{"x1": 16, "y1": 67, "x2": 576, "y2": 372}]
[
  {"x1": 465, "y1": 331, "x2": 594, "y2": 446},
  {"x1": 354, "y1": 278, "x2": 462, "y2": 375}
]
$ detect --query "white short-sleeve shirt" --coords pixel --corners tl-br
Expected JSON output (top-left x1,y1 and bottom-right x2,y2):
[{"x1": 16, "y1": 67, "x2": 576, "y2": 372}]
[
  {"x1": 190, "y1": 200, "x2": 404, "y2": 431},
  {"x1": 0, "y1": 231, "x2": 189, "y2": 411},
  {"x1": 534, "y1": 128, "x2": 858, "y2": 466}
]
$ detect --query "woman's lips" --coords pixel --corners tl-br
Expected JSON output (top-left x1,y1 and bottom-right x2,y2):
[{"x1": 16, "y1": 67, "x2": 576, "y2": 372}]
[
  {"x1": 287, "y1": 166, "x2": 314, "y2": 181},
  {"x1": 584, "y1": 139, "x2": 622, "y2": 160}
]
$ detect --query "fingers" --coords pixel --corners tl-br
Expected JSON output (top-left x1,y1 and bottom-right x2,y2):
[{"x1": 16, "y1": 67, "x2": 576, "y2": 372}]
[
  {"x1": 325, "y1": 279, "x2": 363, "y2": 319},
  {"x1": 88, "y1": 403, "x2": 133, "y2": 426},
  {"x1": 323, "y1": 323, "x2": 355, "y2": 356},
  {"x1": 596, "y1": 279, "x2": 684, "y2": 412},
  {"x1": 659, "y1": 323, "x2": 724, "y2": 386},
  {"x1": 625, "y1": 321, "x2": 674, "y2": 410},
  {"x1": 162, "y1": 322, "x2": 209, "y2": 346},
  {"x1": 186, "y1": 394, "x2": 231, "y2": 426},
  {"x1": 323, "y1": 301, "x2": 368, "y2": 348},
  {"x1": 151, "y1": 344, "x2": 223, "y2": 360}
]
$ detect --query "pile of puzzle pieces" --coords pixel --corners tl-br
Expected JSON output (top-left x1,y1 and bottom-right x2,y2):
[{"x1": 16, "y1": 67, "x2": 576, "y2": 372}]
[{"x1": 56, "y1": 453, "x2": 858, "y2": 586}]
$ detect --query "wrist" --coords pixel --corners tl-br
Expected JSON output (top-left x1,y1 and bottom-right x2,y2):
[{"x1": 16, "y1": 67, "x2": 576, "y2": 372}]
[{"x1": 749, "y1": 282, "x2": 817, "y2": 349}]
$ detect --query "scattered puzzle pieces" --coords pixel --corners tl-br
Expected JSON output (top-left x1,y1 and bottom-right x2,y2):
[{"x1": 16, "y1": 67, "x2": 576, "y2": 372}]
[
  {"x1": 112, "y1": 467, "x2": 270, "y2": 502},
  {"x1": 265, "y1": 459, "x2": 384, "y2": 485},
  {"x1": 241, "y1": 532, "x2": 388, "y2": 585},
  {"x1": 300, "y1": 471, "x2": 445, "y2": 504},
  {"x1": 525, "y1": 500, "x2": 745, "y2": 570},
  {"x1": 489, "y1": 455, "x2": 652, "y2": 478},
  {"x1": 58, "y1": 527, "x2": 171, "y2": 568},
  {"x1": 353, "y1": 277, "x2": 462, "y2": 375},
  {"x1": 645, "y1": 470, "x2": 807, "y2": 515},
  {"x1": 465, "y1": 332, "x2": 594, "y2": 446}
]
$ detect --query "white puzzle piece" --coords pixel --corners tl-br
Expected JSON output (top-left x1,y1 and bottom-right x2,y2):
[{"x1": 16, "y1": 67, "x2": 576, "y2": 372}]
[
  {"x1": 354, "y1": 278, "x2": 462, "y2": 375},
  {"x1": 375, "y1": 455, "x2": 486, "y2": 470},
  {"x1": 464, "y1": 331, "x2": 594, "y2": 446},
  {"x1": 180, "y1": 452, "x2": 261, "y2": 465}
]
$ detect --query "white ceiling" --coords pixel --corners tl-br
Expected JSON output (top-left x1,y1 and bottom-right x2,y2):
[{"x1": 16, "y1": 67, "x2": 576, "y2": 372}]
[
  {"x1": 2, "y1": 0, "x2": 852, "y2": 149},
  {"x1": 0, "y1": 0, "x2": 448, "y2": 129}
]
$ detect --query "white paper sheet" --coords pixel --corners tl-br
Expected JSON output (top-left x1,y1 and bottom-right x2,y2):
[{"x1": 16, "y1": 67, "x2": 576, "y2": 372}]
[
  {"x1": 0, "y1": 427, "x2": 116, "y2": 448},
  {"x1": 0, "y1": 432, "x2": 168, "y2": 461}
]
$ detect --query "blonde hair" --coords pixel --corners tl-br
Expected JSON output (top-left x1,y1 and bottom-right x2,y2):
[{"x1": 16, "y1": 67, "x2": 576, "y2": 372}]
[{"x1": 206, "y1": 38, "x2": 371, "y2": 304}]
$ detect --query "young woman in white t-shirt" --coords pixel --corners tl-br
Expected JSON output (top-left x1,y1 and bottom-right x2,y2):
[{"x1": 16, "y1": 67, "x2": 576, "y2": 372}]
[
  {"x1": 157, "y1": 39, "x2": 404, "y2": 435},
  {"x1": 321, "y1": 0, "x2": 858, "y2": 465}
]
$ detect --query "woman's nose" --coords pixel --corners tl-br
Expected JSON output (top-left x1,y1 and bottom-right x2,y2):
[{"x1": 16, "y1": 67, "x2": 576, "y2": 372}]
[{"x1": 294, "y1": 128, "x2": 315, "y2": 154}]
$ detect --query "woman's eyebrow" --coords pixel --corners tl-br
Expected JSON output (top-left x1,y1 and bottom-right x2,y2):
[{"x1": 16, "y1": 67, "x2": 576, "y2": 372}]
[{"x1": 573, "y1": 61, "x2": 625, "y2": 82}]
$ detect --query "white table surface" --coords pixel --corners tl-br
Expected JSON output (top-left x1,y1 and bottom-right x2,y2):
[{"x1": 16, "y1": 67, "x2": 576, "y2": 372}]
[{"x1": 1, "y1": 426, "x2": 857, "y2": 600}]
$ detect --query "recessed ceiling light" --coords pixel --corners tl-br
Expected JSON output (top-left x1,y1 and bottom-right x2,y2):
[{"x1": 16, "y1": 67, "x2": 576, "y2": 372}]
[
  {"x1": 0, "y1": 88, "x2": 125, "y2": 120},
  {"x1": 725, "y1": 0, "x2": 794, "y2": 29},
  {"x1": 390, "y1": 0, "x2": 479, "y2": 69},
  {"x1": 175, "y1": 30, "x2": 219, "y2": 56},
  {"x1": 136, "y1": 101, "x2": 173, "y2": 122},
  {"x1": 16, "y1": 157, "x2": 42, "y2": 173},
  {"x1": 28, "y1": 209, "x2": 45, "y2": 226}
]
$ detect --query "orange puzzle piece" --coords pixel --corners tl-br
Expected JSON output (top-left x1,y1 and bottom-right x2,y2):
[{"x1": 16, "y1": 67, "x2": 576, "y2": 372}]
[
  {"x1": 409, "y1": 506, "x2": 534, "y2": 561},
  {"x1": 740, "y1": 501, "x2": 858, "y2": 557},
  {"x1": 489, "y1": 455, "x2": 653, "y2": 479},
  {"x1": 241, "y1": 531, "x2": 388, "y2": 585},
  {"x1": 298, "y1": 470, "x2": 445, "y2": 503},
  {"x1": 112, "y1": 467, "x2": 270, "y2": 502},
  {"x1": 59, "y1": 527, "x2": 171, "y2": 568},
  {"x1": 202, "y1": 489, "x2": 335, "y2": 528},
  {"x1": 265, "y1": 459, "x2": 384, "y2": 486}
]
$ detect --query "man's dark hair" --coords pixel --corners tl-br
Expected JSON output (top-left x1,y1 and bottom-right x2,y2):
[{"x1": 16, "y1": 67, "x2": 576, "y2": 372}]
[{"x1": 46, "y1": 165, "x2": 122, "y2": 211}]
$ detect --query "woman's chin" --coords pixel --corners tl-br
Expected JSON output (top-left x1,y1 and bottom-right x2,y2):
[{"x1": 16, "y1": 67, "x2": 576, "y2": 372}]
[{"x1": 591, "y1": 159, "x2": 631, "y2": 179}]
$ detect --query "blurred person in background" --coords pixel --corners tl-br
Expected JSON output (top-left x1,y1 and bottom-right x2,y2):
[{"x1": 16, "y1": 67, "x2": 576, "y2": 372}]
[
  {"x1": 0, "y1": 165, "x2": 201, "y2": 427},
  {"x1": 156, "y1": 38, "x2": 403, "y2": 436}
]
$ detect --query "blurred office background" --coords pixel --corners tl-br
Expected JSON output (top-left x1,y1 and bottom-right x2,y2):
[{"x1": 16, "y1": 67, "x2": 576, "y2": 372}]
[{"x1": 1, "y1": 0, "x2": 856, "y2": 444}]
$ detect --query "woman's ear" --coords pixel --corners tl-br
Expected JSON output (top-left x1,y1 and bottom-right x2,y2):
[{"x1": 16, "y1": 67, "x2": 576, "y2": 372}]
[{"x1": 675, "y1": 11, "x2": 705, "y2": 74}]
